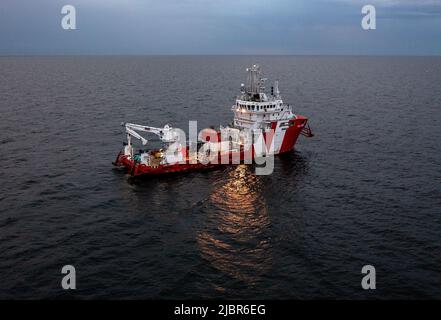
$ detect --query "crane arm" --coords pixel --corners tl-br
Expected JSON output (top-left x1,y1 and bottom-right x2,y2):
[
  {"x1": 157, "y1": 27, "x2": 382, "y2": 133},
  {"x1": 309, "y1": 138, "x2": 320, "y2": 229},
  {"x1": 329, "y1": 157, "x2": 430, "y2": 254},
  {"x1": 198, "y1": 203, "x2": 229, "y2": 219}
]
[
  {"x1": 124, "y1": 122, "x2": 176, "y2": 143},
  {"x1": 125, "y1": 123, "x2": 165, "y2": 136},
  {"x1": 126, "y1": 127, "x2": 148, "y2": 145}
]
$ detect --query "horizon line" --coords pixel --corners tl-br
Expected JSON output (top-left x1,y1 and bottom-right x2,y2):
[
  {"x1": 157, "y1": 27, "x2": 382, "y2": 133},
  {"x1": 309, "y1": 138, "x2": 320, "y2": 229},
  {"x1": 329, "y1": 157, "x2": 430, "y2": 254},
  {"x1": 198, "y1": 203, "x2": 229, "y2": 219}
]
[{"x1": 1, "y1": 53, "x2": 441, "y2": 58}]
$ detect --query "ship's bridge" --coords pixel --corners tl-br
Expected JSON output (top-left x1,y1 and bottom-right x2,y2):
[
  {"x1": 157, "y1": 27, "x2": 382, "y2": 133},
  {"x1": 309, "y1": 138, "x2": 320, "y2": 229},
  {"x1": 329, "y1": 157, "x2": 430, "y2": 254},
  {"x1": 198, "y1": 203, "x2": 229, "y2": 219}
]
[{"x1": 231, "y1": 64, "x2": 296, "y2": 130}]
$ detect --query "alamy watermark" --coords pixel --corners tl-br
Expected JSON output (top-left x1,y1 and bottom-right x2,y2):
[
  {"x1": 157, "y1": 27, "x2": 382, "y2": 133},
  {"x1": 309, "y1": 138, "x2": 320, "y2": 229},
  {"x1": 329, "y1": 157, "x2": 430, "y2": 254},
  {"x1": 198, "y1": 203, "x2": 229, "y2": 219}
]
[
  {"x1": 61, "y1": 265, "x2": 76, "y2": 290},
  {"x1": 61, "y1": 5, "x2": 76, "y2": 30},
  {"x1": 361, "y1": 265, "x2": 376, "y2": 290},
  {"x1": 361, "y1": 5, "x2": 376, "y2": 30},
  {"x1": 58, "y1": 263, "x2": 377, "y2": 292},
  {"x1": 123, "y1": 120, "x2": 276, "y2": 175},
  {"x1": 61, "y1": 4, "x2": 376, "y2": 31}
]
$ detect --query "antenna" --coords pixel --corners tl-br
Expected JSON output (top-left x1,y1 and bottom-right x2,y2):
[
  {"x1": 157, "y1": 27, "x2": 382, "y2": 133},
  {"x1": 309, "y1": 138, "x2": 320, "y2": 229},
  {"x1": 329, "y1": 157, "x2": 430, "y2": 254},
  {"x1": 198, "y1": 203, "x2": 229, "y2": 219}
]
[
  {"x1": 274, "y1": 80, "x2": 280, "y2": 98},
  {"x1": 245, "y1": 64, "x2": 264, "y2": 96}
]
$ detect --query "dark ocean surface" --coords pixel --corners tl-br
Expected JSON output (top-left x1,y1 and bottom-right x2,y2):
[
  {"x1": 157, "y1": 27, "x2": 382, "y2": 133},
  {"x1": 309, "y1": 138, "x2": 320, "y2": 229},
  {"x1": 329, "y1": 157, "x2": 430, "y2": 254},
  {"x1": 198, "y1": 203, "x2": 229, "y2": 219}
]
[{"x1": 0, "y1": 56, "x2": 440, "y2": 299}]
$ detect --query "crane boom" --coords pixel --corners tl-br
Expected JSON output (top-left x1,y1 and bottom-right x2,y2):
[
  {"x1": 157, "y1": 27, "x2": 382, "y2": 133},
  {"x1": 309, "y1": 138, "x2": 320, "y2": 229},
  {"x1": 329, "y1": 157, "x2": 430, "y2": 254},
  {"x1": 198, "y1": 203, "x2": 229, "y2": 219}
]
[
  {"x1": 126, "y1": 127, "x2": 148, "y2": 145},
  {"x1": 124, "y1": 122, "x2": 177, "y2": 145}
]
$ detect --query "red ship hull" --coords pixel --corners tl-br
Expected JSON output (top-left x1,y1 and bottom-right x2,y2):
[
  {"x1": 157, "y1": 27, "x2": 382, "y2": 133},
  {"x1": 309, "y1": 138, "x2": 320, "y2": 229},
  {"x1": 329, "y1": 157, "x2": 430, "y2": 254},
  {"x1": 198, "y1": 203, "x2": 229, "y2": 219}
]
[{"x1": 113, "y1": 116, "x2": 312, "y2": 178}]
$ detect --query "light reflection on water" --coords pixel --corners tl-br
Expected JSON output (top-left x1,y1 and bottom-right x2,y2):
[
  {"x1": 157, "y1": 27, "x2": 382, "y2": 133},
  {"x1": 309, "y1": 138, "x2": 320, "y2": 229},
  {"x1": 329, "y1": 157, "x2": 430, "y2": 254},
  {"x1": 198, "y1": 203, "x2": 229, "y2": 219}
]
[
  {"x1": 197, "y1": 165, "x2": 272, "y2": 287},
  {"x1": 120, "y1": 151, "x2": 309, "y2": 297}
]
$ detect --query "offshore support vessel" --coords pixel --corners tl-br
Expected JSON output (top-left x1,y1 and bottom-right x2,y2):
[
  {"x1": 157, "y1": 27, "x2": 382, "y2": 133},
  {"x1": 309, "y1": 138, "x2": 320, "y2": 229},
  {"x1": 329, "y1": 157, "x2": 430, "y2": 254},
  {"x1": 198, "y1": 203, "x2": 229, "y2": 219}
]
[{"x1": 113, "y1": 65, "x2": 313, "y2": 177}]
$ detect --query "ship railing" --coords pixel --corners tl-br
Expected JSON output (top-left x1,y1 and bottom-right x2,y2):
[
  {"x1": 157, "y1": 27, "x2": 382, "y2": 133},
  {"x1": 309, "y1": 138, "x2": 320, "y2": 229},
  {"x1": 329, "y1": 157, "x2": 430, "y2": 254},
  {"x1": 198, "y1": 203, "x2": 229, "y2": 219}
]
[{"x1": 274, "y1": 110, "x2": 291, "y2": 120}]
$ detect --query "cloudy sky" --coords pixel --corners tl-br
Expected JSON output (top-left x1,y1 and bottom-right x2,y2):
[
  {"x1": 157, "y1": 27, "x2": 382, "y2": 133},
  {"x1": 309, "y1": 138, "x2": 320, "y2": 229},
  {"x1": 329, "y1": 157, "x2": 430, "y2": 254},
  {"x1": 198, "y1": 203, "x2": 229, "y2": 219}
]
[{"x1": 0, "y1": 0, "x2": 440, "y2": 55}]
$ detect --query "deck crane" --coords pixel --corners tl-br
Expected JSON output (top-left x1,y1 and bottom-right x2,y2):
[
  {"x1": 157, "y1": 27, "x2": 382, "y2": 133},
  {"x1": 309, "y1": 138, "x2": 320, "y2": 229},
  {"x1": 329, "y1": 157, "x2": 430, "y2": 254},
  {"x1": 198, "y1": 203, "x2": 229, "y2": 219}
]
[
  {"x1": 124, "y1": 122, "x2": 177, "y2": 144},
  {"x1": 122, "y1": 122, "x2": 179, "y2": 158}
]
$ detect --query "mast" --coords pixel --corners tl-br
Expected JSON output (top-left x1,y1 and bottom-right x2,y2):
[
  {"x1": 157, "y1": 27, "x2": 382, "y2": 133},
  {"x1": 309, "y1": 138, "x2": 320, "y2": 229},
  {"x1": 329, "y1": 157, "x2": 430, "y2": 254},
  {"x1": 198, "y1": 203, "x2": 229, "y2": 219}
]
[
  {"x1": 244, "y1": 64, "x2": 266, "y2": 101},
  {"x1": 273, "y1": 80, "x2": 280, "y2": 99}
]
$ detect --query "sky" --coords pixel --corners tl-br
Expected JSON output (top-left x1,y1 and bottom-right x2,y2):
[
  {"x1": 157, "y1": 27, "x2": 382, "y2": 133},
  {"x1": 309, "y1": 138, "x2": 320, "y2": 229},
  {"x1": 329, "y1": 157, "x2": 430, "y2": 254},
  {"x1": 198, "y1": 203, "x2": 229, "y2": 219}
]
[{"x1": 0, "y1": 0, "x2": 441, "y2": 55}]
